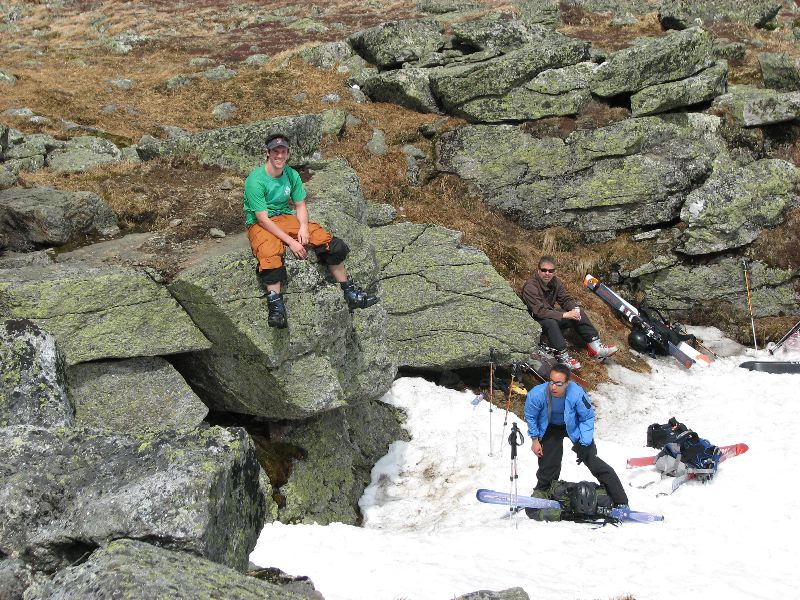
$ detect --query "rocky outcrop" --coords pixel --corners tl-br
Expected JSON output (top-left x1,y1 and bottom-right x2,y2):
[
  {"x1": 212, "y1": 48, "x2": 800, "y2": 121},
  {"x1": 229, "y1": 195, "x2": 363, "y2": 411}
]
[
  {"x1": 456, "y1": 588, "x2": 531, "y2": 600},
  {"x1": 45, "y1": 136, "x2": 123, "y2": 173},
  {"x1": 589, "y1": 28, "x2": 714, "y2": 98},
  {"x1": 373, "y1": 223, "x2": 539, "y2": 368},
  {"x1": 1, "y1": 134, "x2": 63, "y2": 174},
  {"x1": 0, "y1": 319, "x2": 73, "y2": 428},
  {"x1": 435, "y1": 113, "x2": 724, "y2": 236},
  {"x1": 758, "y1": 52, "x2": 800, "y2": 92},
  {"x1": 659, "y1": 0, "x2": 782, "y2": 30},
  {"x1": 713, "y1": 85, "x2": 800, "y2": 126},
  {"x1": 137, "y1": 114, "x2": 323, "y2": 172},
  {"x1": 348, "y1": 19, "x2": 446, "y2": 69},
  {"x1": 678, "y1": 157, "x2": 800, "y2": 255},
  {"x1": 451, "y1": 12, "x2": 558, "y2": 52},
  {"x1": 362, "y1": 67, "x2": 441, "y2": 113},
  {"x1": 25, "y1": 539, "x2": 311, "y2": 600},
  {"x1": 429, "y1": 35, "x2": 590, "y2": 113},
  {"x1": 630, "y1": 60, "x2": 728, "y2": 116},
  {"x1": 0, "y1": 425, "x2": 267, "y2": 572},
  {"x1": 634, "y1": 258, "x2": 799, "y2": 317},
  {"x1": 67, "y1": 357, "x2": 208, "y2": 433},
  {"x1": 275, "y1": 396, "x2": 408, "y2": 524},
  {"x1": 168, "y1": 161, "x2": 394, "y2": 420},
  {"x1": 0, "y1": 187, "x2": 119, "y2": 251},
  {"x1": 0, "y1": 264, "x2": 211, "y2": 365}
]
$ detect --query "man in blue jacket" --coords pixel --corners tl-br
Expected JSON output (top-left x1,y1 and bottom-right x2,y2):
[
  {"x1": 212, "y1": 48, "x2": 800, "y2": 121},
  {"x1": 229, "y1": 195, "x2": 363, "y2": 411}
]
[{"x1": 524, "y1": 363, "x2": 628, "y2": 507}]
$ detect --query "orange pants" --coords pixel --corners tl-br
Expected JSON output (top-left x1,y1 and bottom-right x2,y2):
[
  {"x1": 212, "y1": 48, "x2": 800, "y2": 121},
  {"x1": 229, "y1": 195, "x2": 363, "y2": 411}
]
[{"x1": 247, "y1": 214, "x2": 332, "y2": 272}]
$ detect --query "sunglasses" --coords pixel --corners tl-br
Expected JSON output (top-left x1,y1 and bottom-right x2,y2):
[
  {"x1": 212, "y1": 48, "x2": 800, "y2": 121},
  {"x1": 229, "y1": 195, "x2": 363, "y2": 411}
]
[
  {"x1": 549, "y1": 380, "x2": 566, "y2": 387},
  {"x1": 539, "y1": 268, "x2": 556, "y2": 273}
]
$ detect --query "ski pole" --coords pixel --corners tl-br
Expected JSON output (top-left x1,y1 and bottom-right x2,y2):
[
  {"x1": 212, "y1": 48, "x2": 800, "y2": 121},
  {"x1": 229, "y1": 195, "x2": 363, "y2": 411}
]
[
  {"x1": 742, "y1": 259, "x2": 758, "y2": 351},
  {"x1": 769, "y1": 319, "x2": 800, "y2": 355},
  {"x1": 499, "y1": 363, "x2": 518, "y2": 457},
  {"x1": 488, "y1": 347, "x2": 496, "y2": 457},
  {"x1": 508, "y1": 421, "x2": 524, "y2": 518}
]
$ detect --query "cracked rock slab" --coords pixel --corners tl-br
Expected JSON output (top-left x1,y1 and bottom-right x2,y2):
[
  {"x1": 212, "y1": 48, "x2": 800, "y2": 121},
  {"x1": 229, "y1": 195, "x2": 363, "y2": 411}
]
[{"x1": 373, "y1": 222, "x2": 539, "y2": 368}]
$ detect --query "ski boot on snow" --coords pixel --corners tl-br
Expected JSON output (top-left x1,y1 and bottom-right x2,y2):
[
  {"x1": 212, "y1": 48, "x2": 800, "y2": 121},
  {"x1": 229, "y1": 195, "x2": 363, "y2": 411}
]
[
  {"x1": 555, "y1": 350, "x2": 582, "y2": 370},
  {"x1": 267, "y1": 291, "x2": 288, "y2": 328},
  {"x1": 341, "y1": 277, "x2": 379, "y2": 311},
  {"x1": 586, "y1": 339, "x2": 618, "y2": 360}
]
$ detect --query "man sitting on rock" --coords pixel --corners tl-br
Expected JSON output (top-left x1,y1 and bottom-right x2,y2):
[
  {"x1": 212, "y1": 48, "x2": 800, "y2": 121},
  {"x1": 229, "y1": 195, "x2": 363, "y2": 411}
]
[
  {"x1": 521, "y1": 255, "x2": 617, "y2": 369},
  {"x1": 244, "y1": 133, "x2": 378, "y2": 328}
]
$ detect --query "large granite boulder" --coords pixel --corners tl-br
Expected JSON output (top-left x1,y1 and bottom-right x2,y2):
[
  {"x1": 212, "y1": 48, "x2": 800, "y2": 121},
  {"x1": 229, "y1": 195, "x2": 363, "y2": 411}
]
[
  {"x1": 0, "y1": 319, "x2": 73, "y2": 428},
  {"x1": 67, "y1": 357, "x2": 208, "y2": 433},
  {"x1": 136, "y1": 114, "x2": 323, "y2": 172},
  {"x1": 373, "y1": 223, "x2": 539, "y2": 368},
  {"x1": 635, "y1": 258, "x2": 799, "y2": 317},
  {"x1": 758, "y1": 52, "x2": 800, "y2": 92},
  {"x1": 274, "y1": 396, "x2": 408, "y2": 524},
  {"x1": 0, "y1": 264, "x2": 211, "y2": 365},
  {"x1": 678, "y1": 157, "x2": 800, "y2": 255},
  {"x1": 451, "y1": 12, "x2": 556, "y2": 52},
  {"x1": 0, "y1": 425, "x2": 267, "y2": 572},
  {"x1": 0, "y1": 187, "x2": 119, "y2": 251},
  {"x1": 429, "y1": 35, "x2": 590, "y2": 111},
  {"x1": 45, "y1": 136, "x2": 122, "y2": 173},
  {"x1": 712, "y1": 85, "x2": 800, "y2": 126},
  {"x1": 630, "y1": 60, "x2": 728, "y2": 117},
  {"x1": 362, "y1": 67, "x2": 441, "y2": 113},
  {"x1": 435, "y1": 113, "x2": 724, "y2": 235},
  {"x1": 659, "y1": 0, "x2": 782, "y2": 30},
  {"x1": 590, "y1": 28, "x2": 714, "y2": 98},
  {"x1": 348, "y1": 19, "x2": 446, "y2": 69},
  {"x1": 25, "y1": 539, "x2": 310, "y2": 600},
  {"x1": 168, "y1": 161, "x2": 394, "y2": 420}
]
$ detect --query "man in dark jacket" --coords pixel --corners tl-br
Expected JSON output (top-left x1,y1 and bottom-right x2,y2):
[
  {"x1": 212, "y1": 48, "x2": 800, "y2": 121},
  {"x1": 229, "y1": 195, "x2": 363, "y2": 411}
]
[
  {"x1": 524, "y1": 363, "x2": 628, "y2": 508},
  {"x1": 521, "y1": 255, "x2": 616, "y2": 368}
]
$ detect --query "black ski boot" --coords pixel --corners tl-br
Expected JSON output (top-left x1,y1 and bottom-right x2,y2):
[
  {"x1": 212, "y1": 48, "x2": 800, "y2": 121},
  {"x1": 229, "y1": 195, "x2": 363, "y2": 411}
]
[
  {"x1": 340, "y1": 277, "x2": 379, "y2": 310},
  {"x1": 267, "y1": 291, "x2": 288, "y2": 328}
]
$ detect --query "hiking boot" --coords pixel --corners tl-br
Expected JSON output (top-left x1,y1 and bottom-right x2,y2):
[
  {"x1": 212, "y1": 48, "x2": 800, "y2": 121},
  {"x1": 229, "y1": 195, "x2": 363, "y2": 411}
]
[
  {"x1": 340, "y1": 277, "x2": 379, "y2": 310},
  {"x1": 267, "y1": 291, "x2": 287, "y2": 329},
  {"x1": 555, "y1": 350, "x2": 581, "y2": 370},
  {"x1": 587, "y1": 339, "x2": 618, "y2": 359}
]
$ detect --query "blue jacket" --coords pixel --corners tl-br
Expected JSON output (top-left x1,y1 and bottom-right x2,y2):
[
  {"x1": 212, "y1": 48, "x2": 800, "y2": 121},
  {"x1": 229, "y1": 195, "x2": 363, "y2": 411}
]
[{"x1": 524, "y1": 381, "x2": 595, "y2": 446}]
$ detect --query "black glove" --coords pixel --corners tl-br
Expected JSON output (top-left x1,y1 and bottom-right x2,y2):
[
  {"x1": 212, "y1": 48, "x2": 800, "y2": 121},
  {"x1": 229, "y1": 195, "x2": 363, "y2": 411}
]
[{"x1": 573, "y1": 442, "x2": 591, "y2": 465}]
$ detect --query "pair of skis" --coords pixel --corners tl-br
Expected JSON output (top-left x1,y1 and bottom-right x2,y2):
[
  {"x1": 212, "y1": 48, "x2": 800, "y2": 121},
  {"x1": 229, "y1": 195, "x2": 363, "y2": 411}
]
[
  {"x1": 476, "y1": 489, "x2": 664, "y2": 523},
  {"x1": 584, "y1": 274, "x2": 711, "y2": 368},
  {"x1": 626, "y1": 443, "x2": 749, "y2": 495}
]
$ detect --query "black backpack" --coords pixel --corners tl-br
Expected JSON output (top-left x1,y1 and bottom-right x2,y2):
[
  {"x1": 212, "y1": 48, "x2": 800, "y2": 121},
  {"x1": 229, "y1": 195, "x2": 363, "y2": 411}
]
[{"x1": 647, "y1": 418, "x2": 722, "y2": 476}]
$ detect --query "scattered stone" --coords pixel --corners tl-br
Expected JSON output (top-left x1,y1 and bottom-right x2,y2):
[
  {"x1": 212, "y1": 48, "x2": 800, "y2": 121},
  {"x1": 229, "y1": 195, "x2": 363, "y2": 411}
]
[
  {"x1": 712, "y1": 39, "x2": 747, "y2": 62},
  {"x1": 366, "y1": 129, "x2": 389, "y2": 156},
  {"x1": 220, "y1": 178, "x2": 236, "y2": 190},
  {"x1": 162, "y1": 73, "x2": 195, "y2": 91},
  {"x1": 455, "y1": 587, "x2": 530, "y2": 600},
  {"x1": 109, "y1": 78, "x2": 135, "y2": 90},
  {"x1": 300, "y1": 40, "x2": 354, "y2": 70},
  {"x1": 107, "y1": 29, "x2": 149, "y2": 54},
  {"x1": 0, "y1": 69, "x2": 17, "y2": 84},
  {"x1": 46, "y1": 136, "x2": 123, "y2": 173},
  {"x1": 0, "y1": 168, "x2": 17, "y2": 189},
  {"x1": 169, "y1": 218, "x2": 183, "y2": 227},
  {"x1": 345, "y1": 113, "x2": 363, "y2": 128},
  {"x1": 120, "y1": 146, "x2": 141, "y2": 162},
  {"x1": 244, "y1": 53, "x2": 271, "y2": 66},
  {"x1": 349, "y1": 86, "x2": 368, "y2": 103},
  {"x1": 209, "y1": 228, "x2": 226, "y2": 238},
  {"x1": 632, "y1": 229, "x2": 661, "y2": 241},
  {"x1": 321, "y1": 108, "x2": 347, "y2": 136},
  {"x1": 321, "y1": 93, "x2": 341, "y2": 104},
  {"x1": 2, "y1": 107, "x2": 34, "y2": 117},
  {"x1": 202, "y1": 65, "x2": 236, "y2": 81},
  {"x1": 189, "y1": 57, "x2": 215, "y2": 67},
  {"x1": 212, "y1": 102, "x2": 238, "y2": 121},
  {"x1": 293, "y1": 91, "x2": 308, "y2": 103}
]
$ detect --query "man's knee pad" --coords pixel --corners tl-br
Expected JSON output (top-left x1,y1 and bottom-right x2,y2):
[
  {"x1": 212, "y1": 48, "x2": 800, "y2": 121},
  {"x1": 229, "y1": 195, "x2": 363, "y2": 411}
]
[
  {"x1": 315, "y1": 237, "x2": 349, "y2": 265},
  {"x1": 257, "y1": 266, "x2": 287, "y2": 286}
]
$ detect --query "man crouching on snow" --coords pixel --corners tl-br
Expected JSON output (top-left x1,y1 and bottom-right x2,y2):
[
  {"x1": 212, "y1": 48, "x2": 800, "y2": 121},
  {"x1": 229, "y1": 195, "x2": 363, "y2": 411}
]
[
  {"x1": 524, "y1": 363, "x2": 629, "y2": 509},
  {"x1": 244, "y1": 133, "x2": 378, "y2": 328}
]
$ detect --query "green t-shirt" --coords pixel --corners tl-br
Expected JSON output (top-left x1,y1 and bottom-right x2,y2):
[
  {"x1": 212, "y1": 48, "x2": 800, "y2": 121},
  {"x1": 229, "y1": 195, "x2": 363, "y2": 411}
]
[{"x1": 243, "y1": 165, "x2": 307, "y2": 226}]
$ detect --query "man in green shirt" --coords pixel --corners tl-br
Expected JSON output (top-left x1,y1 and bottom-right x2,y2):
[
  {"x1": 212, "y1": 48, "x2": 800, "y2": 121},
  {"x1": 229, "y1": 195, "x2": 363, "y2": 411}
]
[{"x1": 244, "y1": 133, "x2": 378, "y2": 328}]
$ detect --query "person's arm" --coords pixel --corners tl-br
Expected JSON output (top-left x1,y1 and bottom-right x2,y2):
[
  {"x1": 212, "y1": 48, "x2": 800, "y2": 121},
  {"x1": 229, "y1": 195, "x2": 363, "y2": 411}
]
[
  {"x1": 553, "y1": 279, "x2": 581, "y2": 320},
  {"x1": 294, "y1": 200, "x2": 310, "y2": 246},
  {"x1": 521, "y1": 278, "x2": 565, "y2": 320},
  {"x1": 254, "y1": 210, "x2": 306, "y2": 259}
]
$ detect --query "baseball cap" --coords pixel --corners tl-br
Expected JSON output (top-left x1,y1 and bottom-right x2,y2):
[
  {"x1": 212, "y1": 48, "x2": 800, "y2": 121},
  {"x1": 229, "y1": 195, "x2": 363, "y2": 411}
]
[{"x1": 266, "y1": 135, "x2": 290, "y2": 150}]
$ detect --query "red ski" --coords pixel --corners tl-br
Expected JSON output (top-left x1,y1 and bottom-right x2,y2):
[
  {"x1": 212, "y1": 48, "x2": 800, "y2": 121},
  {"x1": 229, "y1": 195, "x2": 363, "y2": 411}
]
[{"x1": 626, "y1": 443, "x2": 749, "y2": 469}]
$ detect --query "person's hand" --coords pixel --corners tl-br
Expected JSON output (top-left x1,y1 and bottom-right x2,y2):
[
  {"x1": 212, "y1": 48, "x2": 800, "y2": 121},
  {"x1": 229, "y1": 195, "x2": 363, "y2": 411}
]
[
  {"x1": 287, "y1": 238, "x2": 307, "y2": 259},
  {"x1": 297, "y1": 224, "x2": 309, "y2": 246},
  {"x1": 573, "y1": 442, "x2": 590, "y2": 465},
  {"x1": 532, "y1": 439, "x2": 543, "y2": 457},
  {"x1": 564, "y1": 308, "x2": 581, "y2": 321}
]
